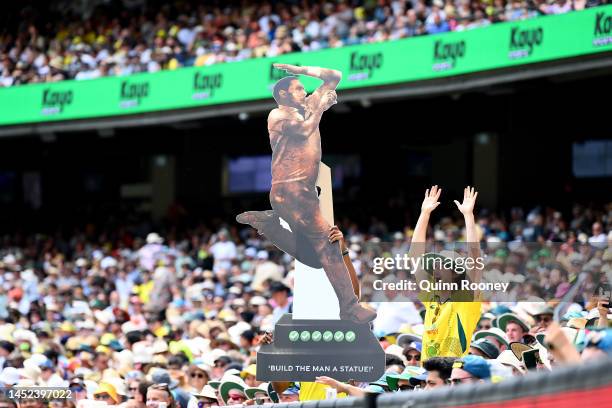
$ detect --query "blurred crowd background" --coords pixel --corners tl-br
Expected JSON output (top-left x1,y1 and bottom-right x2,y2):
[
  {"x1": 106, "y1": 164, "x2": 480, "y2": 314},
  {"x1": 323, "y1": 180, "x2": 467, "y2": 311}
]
[
  {"x1": 1, "y1": 0, "x2": 609, "y2": 87},
  {"x1": 0, "y1": 199, "x2": 610, "y2": 406},
  {"x1": 0, "y1": 1, "x2": 611, "y2": 407}
]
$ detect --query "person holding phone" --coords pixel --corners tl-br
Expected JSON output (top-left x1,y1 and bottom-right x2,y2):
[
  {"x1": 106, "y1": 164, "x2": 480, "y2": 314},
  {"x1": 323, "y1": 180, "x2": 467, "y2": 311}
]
[
  {"x1": 596, "y1": 297, "x2": 610, "y2": 328},
  {"x1": 522, "y1": 349, "x2": 541, "y2": 371}
]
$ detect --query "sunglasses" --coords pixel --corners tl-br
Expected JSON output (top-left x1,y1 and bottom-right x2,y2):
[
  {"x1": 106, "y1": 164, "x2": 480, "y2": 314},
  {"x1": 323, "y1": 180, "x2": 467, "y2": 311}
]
[
  {"x1": 397, "y1": 384, "x2": 412, "y2": 391},
  {"x1": 535, "y1": 315, "x2": 552, "y2": 323},
  {"x1": 129, "y1": 387, "x2": 139, "y2": 392},
  {"x1": 190, "y1": 373, "x2": 206, "y2": 379},
  {"x1": 450, "y1": 376, "x2": 474, "y2": 385},
  {"x1": 94, "y1": 394, "x2": 112, "y2": 400}
]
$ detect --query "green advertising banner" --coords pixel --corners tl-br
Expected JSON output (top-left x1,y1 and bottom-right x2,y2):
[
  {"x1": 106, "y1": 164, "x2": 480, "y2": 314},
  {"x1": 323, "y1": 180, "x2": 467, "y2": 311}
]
[{"x1": 0, "y1": 6, "x2": 610, "y2": 127}]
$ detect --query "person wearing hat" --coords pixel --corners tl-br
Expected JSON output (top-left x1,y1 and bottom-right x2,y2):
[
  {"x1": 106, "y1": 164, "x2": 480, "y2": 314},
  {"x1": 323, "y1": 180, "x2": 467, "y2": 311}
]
[
  {"x1": 251, "y1": 249, "x2": 283, "y2": 291},
  {"x1": 508, "y1": 342, "x2": 551, "y2": 371},
  {"x1": 244, "y1": 382, "x2": 272, "y2": 404},
  {"x1": 187, "y1": 362, "x2": 210, "y2": 394},
  {"x1": 210, "y1": 333, "x2": 239, "y2": 352},
  {"x1": 67, "y1": 376, "x2": 89, "y2": 401},
  {"x1": 94, "y1": 382, "x2": 121, "y2": 405},
  {"x1": 38, "y1": 359, "x2": 63, "y2": 386},
  {"x1": 469, "y1": 338, "x2": 500, "y2": 359},
  {"x1": 0, "y1": 367, "x2": 20, "y2": 386},
  {"x1": 364, "y1": 368, "x2": 402, "y2": 394},
  {"x1": 450, "y1": 355, "x2": 491, "y2": 385},
  {"x1": 473, "y1": 328, "x2": 509, "y2": 351},
  {"x1": 191, "y1": 384, "x2": 217, "y2": 408},
  {"x1": 209, "y1": 229, "x2": 237, "y2": 273},
  {"x1": 386, "y1": 366, "x2": 427, "y2": 391},
  {"x1": 146, "y1": 383, "x2": 177, "y2": 408},
  {"x1": 477, "y1": 313, "x2": 495, "y2": 331},
  {"x1": 401, "y1": 341, "x2": 422, "y2": 367},
  {"x1": 240, "y1": 364, "x2": 259, "y2": 388},
  {"x1": 581, "y1": 329, "x2": 612, "y2": 362},
  {"x1": 530, "y1": 304, "x2": 554, "y2": 330},
  {"x1": 411, "y1": 186, "x2": 483, "y2": 361},
  {"x1": 125, "y1": 376, "x2": 146, "y2": 407},
  {"x1": 422, "y1": 357, "x2": 455, "y2": 389},
  {"x1": 211, "y1": 355, "x2": 231, "y2": 380},
  {"x1": 150, "y1": 369, "x2": 191, "y2": 408},
  {"x1": 219, "y1": 375, "x2": 247, "y2": 405},
  {"x1": 280, "y1": 384, "x2": 300, "y2": 402},
  {"x1": 497, "y1": 313, "x2": 530, "y2": 343},
  {"x1": 496, "y1": 350, "x2": 526, "y2": 375}
]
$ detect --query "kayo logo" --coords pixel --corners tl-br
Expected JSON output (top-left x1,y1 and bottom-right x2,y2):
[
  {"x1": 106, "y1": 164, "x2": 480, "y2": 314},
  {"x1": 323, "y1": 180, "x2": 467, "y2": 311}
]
[
  {"x1": 508, "y1": 26, "x2": 543, "y2": 59},
  {"x1": 432, "y1": 39, "x2": 466, "y2": 71},
  {"x1": 193, "y1": 72, "x2": 222, "y2": 100},
  {"x1": 593, "y1": 11, "x2": 612, "y2": 47},
  {"x1": 348, "y1": 51, "x2": 382, "y2": 81},
  {"x1": 120, "y1": 80, "x2": 149, "y2": 108},
  {"x1": 41, "y1": 89, "x2": 73, "y2": 115}
]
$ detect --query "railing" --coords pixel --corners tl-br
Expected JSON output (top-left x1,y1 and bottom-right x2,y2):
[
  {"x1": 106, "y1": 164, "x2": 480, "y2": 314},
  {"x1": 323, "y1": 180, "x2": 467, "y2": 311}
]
[{"x1": 236, "y1": 357, "x2": 612, "y2": 408}]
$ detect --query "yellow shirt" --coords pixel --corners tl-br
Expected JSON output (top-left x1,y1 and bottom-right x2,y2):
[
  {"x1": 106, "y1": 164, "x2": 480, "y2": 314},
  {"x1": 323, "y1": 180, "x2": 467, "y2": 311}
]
[
  {"x1": 421, "y1": 299, "x2": 481, "y2": 361},
  {"x1": 134, "y1": 281, "x2": 154, "y2": 304},
  {"x1": 299, "y1": 382, "x2": 347, "y2": 401}
]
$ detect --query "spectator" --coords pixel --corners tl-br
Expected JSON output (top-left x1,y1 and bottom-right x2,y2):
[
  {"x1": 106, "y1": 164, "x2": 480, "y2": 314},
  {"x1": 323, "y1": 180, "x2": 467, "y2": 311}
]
[
  {"x1": 450, "y1": 355, "x2": 492, "y2": 385},
  {"x1": 469, "y1": 338, "x2": 501, "y2": 359},
  {"x1": 146, "y1": 383, "x2": 177, "y2": 408},
  {"x1": 93, "y1": 382, "x2": 122, "y2": 405},
  {"x1": 186, "y1": 362, "x2": 210, "y2": 393},
  {"x1": 209, "y1": 230, "x2": 237, "y2": 273},
  {"x1": 589, "y1": 222, "x2": 607, "y2": 247},
  {"x1": 270, "y1": 282, "x2": 292, "y2": 324},
  {"x1": 498, "y1": 314, "x2": 529, "y2": 343},
  {"x1": 423, "y1": 357, "x2": 456, "y2": 389}
]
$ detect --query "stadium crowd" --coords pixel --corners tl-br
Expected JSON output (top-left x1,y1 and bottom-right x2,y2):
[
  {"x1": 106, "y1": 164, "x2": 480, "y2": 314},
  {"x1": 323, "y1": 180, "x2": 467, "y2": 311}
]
[
  {"x1": 0, "y1": 197, "x2": 610, "y2": 407},
  {"x1": 0, "y1": 0, "x2": 609, "y2": 87}
]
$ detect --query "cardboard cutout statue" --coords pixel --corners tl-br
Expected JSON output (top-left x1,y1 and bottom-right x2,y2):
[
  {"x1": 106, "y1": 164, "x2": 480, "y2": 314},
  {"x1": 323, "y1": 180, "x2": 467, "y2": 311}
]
[
  {"x1": 236, "y1": 64, "x2": 375, "y2": 324},
  {"x1": 236, "y1": 64, "x2": 384, "y2": 382}
]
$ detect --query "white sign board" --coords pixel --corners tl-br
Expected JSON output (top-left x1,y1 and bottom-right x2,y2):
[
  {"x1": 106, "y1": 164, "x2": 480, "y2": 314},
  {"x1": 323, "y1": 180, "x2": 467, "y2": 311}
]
[{"x1": 292, "y1": 163, "x2": 340, "y2": 320}]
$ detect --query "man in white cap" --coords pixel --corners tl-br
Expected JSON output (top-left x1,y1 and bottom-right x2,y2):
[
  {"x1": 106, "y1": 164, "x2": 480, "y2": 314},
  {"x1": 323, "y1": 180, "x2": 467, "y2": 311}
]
[
  {"x1": 252, "y1": 250, "x2": 283, "y2": 289},
  {"x1": 209, "y1": 230, "x2": 237, "y2": 273},
  {"x1": 139, "y1": 232, "x2": 165, "y2": 272},
  {"x1": 0, "y1": 367, "x2": 19, "y2": 386}
]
